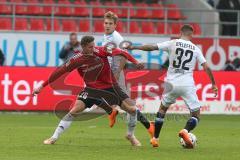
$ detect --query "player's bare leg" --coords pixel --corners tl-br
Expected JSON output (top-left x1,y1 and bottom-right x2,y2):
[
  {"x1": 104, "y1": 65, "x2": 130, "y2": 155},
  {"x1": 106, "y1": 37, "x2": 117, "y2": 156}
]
[
  {"x1": 43, "y1": 100, "x2": 86, "y2": 145},
  {"x1": 151, "y1": 103, "x2": 168, "y2": 147},
  {"x1": 179, "y1": 109, "x2": 200, "y2": 148}
]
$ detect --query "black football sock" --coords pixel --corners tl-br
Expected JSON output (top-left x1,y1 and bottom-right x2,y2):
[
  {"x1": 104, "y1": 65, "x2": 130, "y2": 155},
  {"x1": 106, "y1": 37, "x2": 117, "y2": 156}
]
[
  {"x1": 184, "y1": 117, "x2": 199, "y2": 132},
  {"x1": 137, "y1": 109, "x2": 150, "y2": 129},
  {"x1": 99, "y1": 104, "x2": 113, "y2": 115},
  {"x1": 154, "y1": 112, "x2": 165, "y2": 138}
]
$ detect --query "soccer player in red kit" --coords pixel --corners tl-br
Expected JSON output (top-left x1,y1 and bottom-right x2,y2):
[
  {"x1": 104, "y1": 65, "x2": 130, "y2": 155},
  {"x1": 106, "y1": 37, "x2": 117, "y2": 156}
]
[{"x1": 32, "y1": 36, "x2": 149, "y2": 145}]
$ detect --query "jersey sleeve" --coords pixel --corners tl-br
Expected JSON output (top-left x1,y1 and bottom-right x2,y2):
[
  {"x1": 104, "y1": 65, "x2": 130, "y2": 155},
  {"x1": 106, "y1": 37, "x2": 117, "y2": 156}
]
[
  {"x1": 112, "y1": 48, "x2": 138, "y2": 64},
  {"x1": 95, "y1": 46, "x2": 111, "y2": 57},
  {"x1": 156, "y1": 40, "x2": 173, "y2": 51},
  {"x1": 42, "y1": 54, "x2": 82, "y2": 87},
  {"x1": 114, "y1": 33, "x2": 124, "y2": 47},
  {"x1": 196, "y1": 48, "x2": 206, "y2": 65}
]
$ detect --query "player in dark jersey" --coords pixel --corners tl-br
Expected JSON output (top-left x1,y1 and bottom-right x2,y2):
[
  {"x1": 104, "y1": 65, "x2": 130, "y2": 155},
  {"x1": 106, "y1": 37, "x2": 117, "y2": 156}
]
[{"x1": 32, "y1": 36, "x2": 151, "y2": 145}]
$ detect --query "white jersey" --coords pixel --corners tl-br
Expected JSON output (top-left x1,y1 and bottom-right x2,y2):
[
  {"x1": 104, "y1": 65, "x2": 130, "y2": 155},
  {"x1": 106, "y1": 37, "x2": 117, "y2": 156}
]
[
  {"x1": 102, "y1": 31, "x2": 128, "y2": 93},
  {"x1": 102, "y1": 30, "x2": 124, "y2": 66},
  {"x1": 157, "y1": 39, "x2": 206, "y2": 86}
]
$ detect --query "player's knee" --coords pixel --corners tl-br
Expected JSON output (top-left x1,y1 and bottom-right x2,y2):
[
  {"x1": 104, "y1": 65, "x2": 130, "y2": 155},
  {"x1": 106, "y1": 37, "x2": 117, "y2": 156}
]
[
  {"x1": 155, "y1": 117, "x2": 164, "y2": 125},
  {"x1": 126, "y1": 107, "x2": 136, "y2": 115}
]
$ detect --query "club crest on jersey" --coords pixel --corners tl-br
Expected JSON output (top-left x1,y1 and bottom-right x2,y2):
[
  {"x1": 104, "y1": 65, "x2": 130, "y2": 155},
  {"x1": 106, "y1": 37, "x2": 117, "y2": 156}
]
[{"x1": 94, "y1": 56, "x2": 100, "y2": 61}]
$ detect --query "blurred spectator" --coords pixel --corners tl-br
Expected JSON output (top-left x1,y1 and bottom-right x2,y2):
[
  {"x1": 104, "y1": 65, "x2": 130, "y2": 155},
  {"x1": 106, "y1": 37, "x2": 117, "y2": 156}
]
[
  {"x1": 59, "y1": 32, "x2": 82, "y2": 62},
  {"x1": 223, "y1": 60, "x2": 236, "y2": 71},
  {"x1": 223, "y1": 58, "x2": 240, "y2": 71},
  {"x1": 217, "y1": 0, "x2": 240, "y2": 36},
  {"x1": 0, "y1": 49, "x2": 5, "y2": 66},
  {"x1": 233, "y1": 57, "x2": 240, "y2": 70}
]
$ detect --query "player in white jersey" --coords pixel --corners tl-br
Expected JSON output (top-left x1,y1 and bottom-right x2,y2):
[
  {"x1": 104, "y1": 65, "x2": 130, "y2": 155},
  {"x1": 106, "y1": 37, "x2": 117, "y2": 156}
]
[
  {"x1": 126, "y1": 24, "x2": 218, "y2": 148},
  {"x1": 102, "y1": 11, "x2": 154, "y2": 146}
]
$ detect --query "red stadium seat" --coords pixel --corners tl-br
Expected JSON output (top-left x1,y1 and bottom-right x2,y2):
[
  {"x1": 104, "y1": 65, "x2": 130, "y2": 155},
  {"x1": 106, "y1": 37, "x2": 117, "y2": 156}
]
[
  {"x1": 46, "y1": 19, "x2": 61, "y2": 32},
  {"x1": 0, "y1": 18, "x2": 12, "y2": 30},
  {"x1": 62, "y1": 19, "x2": 78, "y2": 32},
  {"x1": 150, "y1": 3, "x2": 164, "y2": 19},
  {"x1": 26, "y1": 0, "x2": 43, "y2": 15},
  {"x1": 191, "y1": 23, "x2": 202, "y2": 35},
  {"x1": 105, "y1": 2, "x2": 119, "y2": 15},
  {"x1": 0, "y1": 0, "x2": 12, "y2": 14},
  {"x1": 15, "y1": 18, "x2": 28, "y2": 30},
  {"x1": 89, "y1": 1, "x2": 105, "y2": 17},
  {"x1": 116, "y1": 20, "x2": 126, "y2": 33},
  {"x1": 134, "y1": 3, "x2": 151, "y2": 18},
  {"x1": 170, "y1": 23, "x2": 182, "y2": 34},
  {"x1": 141, "y1": 21, "x2": 155, "y2": 34},
  {"x1": 79, "y1": 19, "x2": 90, "y2": 32},
  {"x1": 93, "y1": 20, "x2": 104, "y2": 33},
  {"x1": 119, "y1": 2, "x2": 134, "y2": 18},
  {"x1": 42, "y1": 0, "x2": 55, "y2": 16},
  {"x1": 11, "y1": 0, "x2": 28, "y2": 15},
  {"x1": 130, "y1": 21, "x2": 140, "y2": 34},
  {"x1": 166, "y1": 4, "x2": 182, "y2": 20},
  {"x1": 30, "y1": 18, "x2": 45, "y2": 31},
  {"x1": 73, "y1": 1, "x2": 89, "y2": 17},
  {"x1": 55, "y1": 0, "x2": 72, "y2": 16},
  {"x1": 156, "y1": 22, "x2": 166, "y2": 34}
]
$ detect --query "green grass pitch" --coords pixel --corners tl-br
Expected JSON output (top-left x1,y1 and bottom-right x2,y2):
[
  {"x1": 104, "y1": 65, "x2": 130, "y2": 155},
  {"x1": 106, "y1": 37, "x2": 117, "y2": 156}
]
[{"x1": 0, "y1": 113, "x2": 239, "y2": 160}]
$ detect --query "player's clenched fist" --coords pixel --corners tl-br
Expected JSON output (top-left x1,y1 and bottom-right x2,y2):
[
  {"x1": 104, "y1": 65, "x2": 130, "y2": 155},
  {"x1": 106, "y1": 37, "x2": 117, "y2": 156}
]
[
  {"x1": 212, "y1": 85, "x2": 218, "y2": 97},
  {"x1": 120, "y1": 41, "x2": 133, "y2": 50},
  {"x1": 32, "y1": 84, "x2": 43, "y2": 96}
]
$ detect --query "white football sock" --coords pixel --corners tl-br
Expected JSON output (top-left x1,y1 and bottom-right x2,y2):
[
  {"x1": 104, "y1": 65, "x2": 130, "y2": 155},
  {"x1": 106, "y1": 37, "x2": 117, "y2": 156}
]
[
  {"x1": 127, "y1": 112, "x2": 137, "y2": 136},
  {"x1": 51, "y1": 113, "x2": 74, "y2": 140}
]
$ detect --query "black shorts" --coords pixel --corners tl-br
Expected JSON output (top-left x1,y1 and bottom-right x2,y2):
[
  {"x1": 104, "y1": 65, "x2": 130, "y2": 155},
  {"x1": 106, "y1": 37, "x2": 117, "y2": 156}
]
[{"x1": 77, "y1": 85, "x2": 129, "y2": 108}]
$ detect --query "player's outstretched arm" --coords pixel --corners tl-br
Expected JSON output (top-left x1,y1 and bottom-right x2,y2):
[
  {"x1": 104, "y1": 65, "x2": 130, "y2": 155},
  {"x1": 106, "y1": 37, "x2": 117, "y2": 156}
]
[
  {"x1": 202, "y1": 62, "x2": 218, "y2": 97},
  {"x1": 126, "y1": 44, "x2": 158, "y2": 51},
  {"x1": 112, "y1": 48, "x2": 138, "y2": 64},
  {"x1": 32, "y1": 66, "x2": 68, "y2": 96},
  {"x1": 112, "y1": 49, "x2": 144, "y2": 70},
  {"x1": 32, "y1": 56, "x2": 81, "y2": 96}
]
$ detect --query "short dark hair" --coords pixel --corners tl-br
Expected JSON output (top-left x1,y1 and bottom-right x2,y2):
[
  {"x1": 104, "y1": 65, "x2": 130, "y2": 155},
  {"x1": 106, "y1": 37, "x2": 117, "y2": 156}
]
[
  {"x1": 80, "y1": 36, "x2": 94, "y2": 46},
  {"x1": 70, "y1": 32, "x2": 77, "y2": 37},
  {"x1": 181, "y1": 24, "x2": 194, "y2": 34}
]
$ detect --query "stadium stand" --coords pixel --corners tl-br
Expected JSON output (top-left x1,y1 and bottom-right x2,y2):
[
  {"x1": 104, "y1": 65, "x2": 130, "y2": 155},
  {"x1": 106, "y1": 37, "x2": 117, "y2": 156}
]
[
  {"x1": 0, "y1": 17, "x2": 12, "y2": 30},
  {"x1": 30, "y1": 18, "x2": 45, "y2": 31},
  {"x1": 46, "y1": 18, "x2": 61, "y2": 32},
  {"x1": 0, "y1": 0, "x2": 12, "y2": 14},
  {"x1": 15, "y1": 18, "x2": 28, "y2": 30},
  {"x1": 119, "y1": 2, "x2": 135, "y2": 18},
  {"x1": 78, "y1": 19, "x2": 90, "y2": 32},
  {"x1": 93, "y1": 19, "x2": 104, "y2": 32},
  {"x1": 62, "y1": 19, "x2": 78, "y2": 32},
  {"x1": 73, "y1": 1, "x2": 89, "y2": 17},
  {"x1": 0, "y1": 0, "x2": 202, "y2": 35}
]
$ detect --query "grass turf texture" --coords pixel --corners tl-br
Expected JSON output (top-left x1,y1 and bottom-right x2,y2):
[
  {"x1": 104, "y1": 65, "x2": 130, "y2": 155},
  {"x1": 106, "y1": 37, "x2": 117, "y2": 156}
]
[{"x1": 0, "y1": 113, "x2": 239, "y2": 160}]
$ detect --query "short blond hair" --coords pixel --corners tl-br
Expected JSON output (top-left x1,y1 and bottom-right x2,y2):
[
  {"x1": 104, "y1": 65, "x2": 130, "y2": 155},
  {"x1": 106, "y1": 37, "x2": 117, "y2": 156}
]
[{"x1": 104, "y1": 11, "x2": 118, "y2": 24}]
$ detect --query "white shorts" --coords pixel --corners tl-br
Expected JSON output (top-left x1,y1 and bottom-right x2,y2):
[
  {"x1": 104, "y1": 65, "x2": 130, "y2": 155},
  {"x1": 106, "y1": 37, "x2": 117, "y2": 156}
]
[{"x1": 161, "y1": 85, "x2": 201, "y2": 112}]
